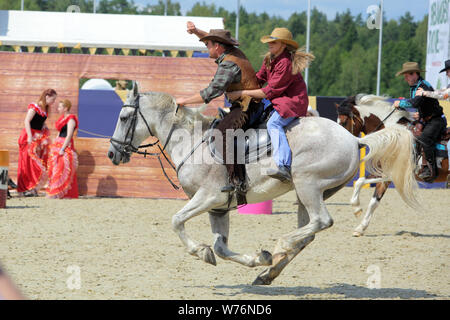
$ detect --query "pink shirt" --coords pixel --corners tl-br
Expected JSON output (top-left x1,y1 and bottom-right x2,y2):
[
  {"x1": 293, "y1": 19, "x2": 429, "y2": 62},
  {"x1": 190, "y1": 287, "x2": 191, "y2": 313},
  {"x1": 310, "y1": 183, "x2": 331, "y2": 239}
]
[{"x1": 256, "y1": 49, "x2": 309, "y2": 118}]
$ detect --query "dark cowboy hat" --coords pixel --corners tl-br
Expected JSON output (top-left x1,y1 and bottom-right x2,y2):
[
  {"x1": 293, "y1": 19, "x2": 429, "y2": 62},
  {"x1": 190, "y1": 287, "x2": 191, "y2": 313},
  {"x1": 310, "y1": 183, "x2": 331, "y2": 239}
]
[
  {"x1": 439, "y1": 59, "x2": 450, "y2": 73},
  {"x1": 199, "y1": 29, "x2": 239, "y2": 46}
]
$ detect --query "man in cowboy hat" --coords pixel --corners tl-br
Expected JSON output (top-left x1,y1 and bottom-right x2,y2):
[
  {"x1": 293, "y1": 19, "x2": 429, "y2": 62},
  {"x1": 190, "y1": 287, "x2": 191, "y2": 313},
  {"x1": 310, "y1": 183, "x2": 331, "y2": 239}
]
[
  {"x1": 416, "y1": 59, "x2": 450, "y2": 186},
  {"x1": 176, "y1": 21, "x2": 261, "y2": 198},
  {"x1": 394, "y1": 61, "x2": 446, "y2": 181}
]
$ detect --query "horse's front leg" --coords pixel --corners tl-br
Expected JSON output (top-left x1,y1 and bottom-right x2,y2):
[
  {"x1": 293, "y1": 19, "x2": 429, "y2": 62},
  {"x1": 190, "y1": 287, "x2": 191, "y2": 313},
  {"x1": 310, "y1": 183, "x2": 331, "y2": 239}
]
[
  {"x1": 171, "y1": 188, "x2": 228, "y2": 266},
  {"x1": 209, "y1": 210, "x2": 272, "y2": 268}
]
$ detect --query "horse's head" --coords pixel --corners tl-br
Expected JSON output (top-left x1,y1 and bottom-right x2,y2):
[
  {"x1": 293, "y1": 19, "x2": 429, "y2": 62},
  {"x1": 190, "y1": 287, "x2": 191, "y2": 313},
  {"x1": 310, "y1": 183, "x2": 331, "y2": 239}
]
[
  {"x1": 335, "y1": 96, "x2": 363, "y2": 136},
  {"x1": 108, "y1": 81, "x2": 154, "y2": 165}
]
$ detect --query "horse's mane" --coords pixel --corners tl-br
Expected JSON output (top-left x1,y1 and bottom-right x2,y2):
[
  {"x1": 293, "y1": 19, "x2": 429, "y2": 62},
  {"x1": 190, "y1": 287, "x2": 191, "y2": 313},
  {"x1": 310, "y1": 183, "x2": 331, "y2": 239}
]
[
  {"x1": 141, "y1": 92, "x2": 214, "y2": 130},
  {"x1": 354, "y1": 94, "x2": 413, "y2": 123}
]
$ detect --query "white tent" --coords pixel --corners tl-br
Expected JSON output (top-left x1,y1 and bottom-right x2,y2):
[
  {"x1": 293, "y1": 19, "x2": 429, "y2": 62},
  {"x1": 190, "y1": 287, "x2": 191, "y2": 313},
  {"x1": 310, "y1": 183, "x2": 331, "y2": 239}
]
[
  {"x1": 81, "y1": 79, "x2": 114, "y2": 90},
  {"x1": 0, "y1": 10, "x2": 224, "y2": 51}
]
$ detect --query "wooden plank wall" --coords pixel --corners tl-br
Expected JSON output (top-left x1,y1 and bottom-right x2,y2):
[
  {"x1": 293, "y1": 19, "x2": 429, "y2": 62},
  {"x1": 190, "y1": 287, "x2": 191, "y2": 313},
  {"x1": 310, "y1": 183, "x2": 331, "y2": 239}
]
[{"x1": 0, "y1": 51, "x2": 223, "y2": 199}]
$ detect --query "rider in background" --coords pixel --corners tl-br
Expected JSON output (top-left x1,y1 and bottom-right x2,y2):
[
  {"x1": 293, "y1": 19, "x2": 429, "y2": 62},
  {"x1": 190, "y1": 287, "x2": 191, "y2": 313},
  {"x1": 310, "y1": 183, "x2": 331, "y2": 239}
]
[
  {"x1": 417, "y1": 59, "x2": 450, "y2": 100},
  {"x1": 227, "y1": 27, "x2": 314, "y2": 181},
  {"x1": 393, "y1": 62, "x2": 446, "y2": 181},
  {"x1": 416, "y1": 59, "x2": 450, "y2": 184}
]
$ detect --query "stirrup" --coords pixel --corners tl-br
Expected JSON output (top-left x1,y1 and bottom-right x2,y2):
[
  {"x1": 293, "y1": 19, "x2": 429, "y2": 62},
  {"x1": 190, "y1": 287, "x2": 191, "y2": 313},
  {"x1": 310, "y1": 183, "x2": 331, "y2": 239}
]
[{"x1": 418, "y1": 166, "x2": 433, "y2": 180}]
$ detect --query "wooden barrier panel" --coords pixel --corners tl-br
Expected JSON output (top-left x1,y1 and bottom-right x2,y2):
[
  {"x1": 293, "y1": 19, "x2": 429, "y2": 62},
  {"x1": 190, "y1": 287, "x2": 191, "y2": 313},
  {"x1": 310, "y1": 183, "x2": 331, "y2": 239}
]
[
  {"x1": 0, "y1": 51, "x2": 224, "y2": 199},
  {"x1": 0, "y1": 150, "x2": 8, "y2": 208}
]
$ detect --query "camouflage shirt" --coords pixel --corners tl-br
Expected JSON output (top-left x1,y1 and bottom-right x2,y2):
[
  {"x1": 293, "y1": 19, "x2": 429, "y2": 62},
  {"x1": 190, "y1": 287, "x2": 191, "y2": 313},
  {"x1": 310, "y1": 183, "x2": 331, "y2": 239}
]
[{"x1": 200, "y1": 52, "x2": 241, "y2": 104}]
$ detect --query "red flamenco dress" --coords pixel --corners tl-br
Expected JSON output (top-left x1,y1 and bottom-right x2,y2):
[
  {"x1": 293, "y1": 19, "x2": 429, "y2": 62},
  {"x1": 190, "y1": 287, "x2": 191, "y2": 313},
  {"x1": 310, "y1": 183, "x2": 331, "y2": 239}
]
[
  {"x1": 46, "y1": 115, "x2": 79, "y2": 199},
  {"x1": 17, "y1": 104, "x2": 50, "y2": 193}
]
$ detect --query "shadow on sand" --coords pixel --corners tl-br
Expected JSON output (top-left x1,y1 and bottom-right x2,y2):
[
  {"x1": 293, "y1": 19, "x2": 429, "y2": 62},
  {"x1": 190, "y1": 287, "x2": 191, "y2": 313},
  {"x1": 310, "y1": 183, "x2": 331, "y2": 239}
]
[
  {"x1": 207, "y1": 283, "x2": 438, "y2": 299},
  {"x1": 365, "y1": 230, "x2": 450, "y2": 239}
]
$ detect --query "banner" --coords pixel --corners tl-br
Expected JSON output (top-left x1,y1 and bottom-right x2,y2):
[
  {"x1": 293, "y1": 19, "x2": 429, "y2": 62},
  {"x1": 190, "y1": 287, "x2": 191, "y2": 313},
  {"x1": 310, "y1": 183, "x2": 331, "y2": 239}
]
[{"x1": 426, "y1": 0, "x2": 450, "y2": 89}]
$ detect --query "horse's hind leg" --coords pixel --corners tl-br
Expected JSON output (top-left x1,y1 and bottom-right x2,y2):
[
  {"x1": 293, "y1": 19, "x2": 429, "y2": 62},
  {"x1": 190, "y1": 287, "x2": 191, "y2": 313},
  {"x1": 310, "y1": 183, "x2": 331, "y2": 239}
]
[
  {"x1": 350, "y1": 177, "x2": 385, "y2": 217},
  {"x1": 350, "y1": 177, "x2": 367, "y2": 217},
  {"x1": 253, "y1": 189, "x2": 331, "y2": 286},
  {"x1": 209, "y1": 209, "x2": 272, "y2": 267},
  {"x1": 353, "y1": 181, "x2": 390, "y2": 237}
]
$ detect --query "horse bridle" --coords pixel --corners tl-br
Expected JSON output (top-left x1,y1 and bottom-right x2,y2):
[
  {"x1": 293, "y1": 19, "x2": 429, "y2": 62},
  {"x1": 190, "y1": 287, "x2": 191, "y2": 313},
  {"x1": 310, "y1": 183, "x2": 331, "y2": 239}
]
[
  {"x1": 340, "y1": 106, "x2": 396, "y2": 135},
  {"x1": 109, "y1": 94, "x2": 180, "y2": 189},
  {"x1": 110, "y1": 95, "x2": 154, "y2": 156},
  {"x1": 339, "y1": 111, "x2": 363, "y2": 136}
]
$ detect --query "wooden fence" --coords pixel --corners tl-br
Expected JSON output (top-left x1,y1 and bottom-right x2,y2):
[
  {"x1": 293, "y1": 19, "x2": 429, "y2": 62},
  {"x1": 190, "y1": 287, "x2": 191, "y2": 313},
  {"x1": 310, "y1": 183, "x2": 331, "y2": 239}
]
[{"x1": 0, "y1": 51, "x2": 223, "y2": 199}]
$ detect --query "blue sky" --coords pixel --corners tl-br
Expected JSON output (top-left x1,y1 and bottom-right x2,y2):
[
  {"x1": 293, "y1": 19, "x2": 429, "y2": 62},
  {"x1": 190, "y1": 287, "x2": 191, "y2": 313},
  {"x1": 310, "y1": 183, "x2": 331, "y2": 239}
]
[{"x1": 134, "y1": 0, "x2": 429, "y2": 21}]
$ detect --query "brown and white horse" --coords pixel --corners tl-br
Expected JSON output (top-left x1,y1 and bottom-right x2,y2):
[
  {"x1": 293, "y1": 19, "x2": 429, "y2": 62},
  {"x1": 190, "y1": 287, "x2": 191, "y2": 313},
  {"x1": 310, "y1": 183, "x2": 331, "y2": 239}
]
[{"x1": 336, "y1": 94, "x2": 449, "y2": 236}]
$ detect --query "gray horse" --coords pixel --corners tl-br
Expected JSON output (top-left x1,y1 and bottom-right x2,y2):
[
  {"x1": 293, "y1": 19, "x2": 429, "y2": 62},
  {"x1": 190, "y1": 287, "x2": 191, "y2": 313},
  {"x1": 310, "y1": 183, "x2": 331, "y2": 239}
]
[{"x1": 108, "y1": 82, "x2": 419, "y2": 285}]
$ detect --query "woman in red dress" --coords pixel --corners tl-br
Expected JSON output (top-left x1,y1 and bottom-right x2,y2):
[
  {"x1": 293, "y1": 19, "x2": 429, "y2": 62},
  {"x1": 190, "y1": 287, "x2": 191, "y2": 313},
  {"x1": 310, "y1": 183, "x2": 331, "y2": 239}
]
[
  {"x1": 46, "y1": 99, "x2": 79, "y2": 199},
  {"x1": 17, "y1": 89, "x2": 57, "y2": 196}
]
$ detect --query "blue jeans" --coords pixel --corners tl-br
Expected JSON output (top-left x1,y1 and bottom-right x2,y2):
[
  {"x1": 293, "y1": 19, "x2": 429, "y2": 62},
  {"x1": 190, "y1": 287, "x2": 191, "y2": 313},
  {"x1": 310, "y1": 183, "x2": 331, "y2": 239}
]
[{"x1": 267, "y1": 110, "x2": 296, "y2": 168}]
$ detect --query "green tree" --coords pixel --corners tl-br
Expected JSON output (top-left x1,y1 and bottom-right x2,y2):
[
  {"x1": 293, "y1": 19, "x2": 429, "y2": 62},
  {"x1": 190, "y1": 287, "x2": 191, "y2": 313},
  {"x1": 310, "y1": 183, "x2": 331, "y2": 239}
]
[
  {"x1": 97, "y1": 0, "x2": 138, "y2": 14},
  {"x1": 144, "y1": 0, "x2": 181, "y2": 16},
  {"x1": 0, "y1": 0, "x2": 40, "y2": 10},
  {"x1": 0, "y1": 0, "x2": 430, "y2": 98}
]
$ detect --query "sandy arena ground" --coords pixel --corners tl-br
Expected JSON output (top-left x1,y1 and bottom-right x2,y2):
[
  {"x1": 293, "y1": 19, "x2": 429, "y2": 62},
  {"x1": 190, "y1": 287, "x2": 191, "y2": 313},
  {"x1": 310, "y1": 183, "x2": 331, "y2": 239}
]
[{"x1": 0, "y1": 187, "x2": 449, "y2": 300}]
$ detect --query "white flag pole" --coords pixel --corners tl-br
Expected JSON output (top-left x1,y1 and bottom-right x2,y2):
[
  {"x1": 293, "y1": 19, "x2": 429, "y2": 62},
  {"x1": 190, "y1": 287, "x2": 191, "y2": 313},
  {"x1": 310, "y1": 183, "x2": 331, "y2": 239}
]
[{"x1": 376, "y1": 0, "x2": 383, "y2": 96}]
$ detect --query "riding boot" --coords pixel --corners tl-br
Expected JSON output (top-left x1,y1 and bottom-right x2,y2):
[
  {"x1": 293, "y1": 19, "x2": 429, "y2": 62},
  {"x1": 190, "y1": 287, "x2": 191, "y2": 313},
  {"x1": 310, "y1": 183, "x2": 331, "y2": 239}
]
[
  {"x1": 418, "y1": 153, "x2": 436, "y2": 182},
  {"x1": 267, "y1": 165, "x2": 292, "y2": 181}
]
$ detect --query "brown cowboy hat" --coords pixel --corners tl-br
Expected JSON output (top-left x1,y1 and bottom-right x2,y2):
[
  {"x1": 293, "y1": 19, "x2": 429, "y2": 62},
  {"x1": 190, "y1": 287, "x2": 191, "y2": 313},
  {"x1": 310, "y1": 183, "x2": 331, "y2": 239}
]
[
  {"x1": 395, "y1": 62, "x2": 425, "y2": 76},
  {"x1": 439, "y1": 59, "x2": 450, "y2": 73},
  {"x1": 199, "y1": 29, "x2": 239, "y2": 46},
  {"x1": 260, "y1": 27, "x2": 299, "y2": 49}
]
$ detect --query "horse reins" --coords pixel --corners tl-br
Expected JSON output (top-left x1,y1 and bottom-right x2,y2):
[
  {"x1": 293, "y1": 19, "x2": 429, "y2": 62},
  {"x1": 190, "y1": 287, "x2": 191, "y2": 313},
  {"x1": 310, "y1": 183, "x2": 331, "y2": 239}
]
[
  {"x1": 109, "y1": 95, "x2": 180, "y2": 190},
  {"x1": 373, "y1": 108, "x2": 396, "y2": 131}
]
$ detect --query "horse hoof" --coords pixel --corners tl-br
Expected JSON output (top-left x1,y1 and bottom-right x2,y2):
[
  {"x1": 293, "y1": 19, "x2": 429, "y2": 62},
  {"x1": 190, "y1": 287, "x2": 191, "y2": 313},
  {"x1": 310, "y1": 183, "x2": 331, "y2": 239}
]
[
  {"x1": 199, "y1": 245, "x2": 217, "y2": 266},
  {"x1": 353, "y1": 208, "x2": 363, "y2": 217},
  {"x1": 352, "y1": 230, "x2": 363, "y2": 237},
  {"x1": 252, "y1": 273, "x2": 273, "y2": 286},
  {"x1": 256, "y1": 250, "x2": 272, "y2": 266}
]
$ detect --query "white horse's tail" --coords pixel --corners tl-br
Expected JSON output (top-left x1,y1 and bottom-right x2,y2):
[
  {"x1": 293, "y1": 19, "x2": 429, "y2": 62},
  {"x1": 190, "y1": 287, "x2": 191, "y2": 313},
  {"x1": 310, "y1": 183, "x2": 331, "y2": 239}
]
[{"x1": 358, "y1": 124, "x2": 421, "y2": 210}]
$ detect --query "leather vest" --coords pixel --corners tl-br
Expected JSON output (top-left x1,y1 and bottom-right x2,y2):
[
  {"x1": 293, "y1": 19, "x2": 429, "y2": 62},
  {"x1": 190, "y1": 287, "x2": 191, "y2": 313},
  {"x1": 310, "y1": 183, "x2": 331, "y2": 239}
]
[{"x1": 222, "y1": 48, "x2": 260, "y2": 111}]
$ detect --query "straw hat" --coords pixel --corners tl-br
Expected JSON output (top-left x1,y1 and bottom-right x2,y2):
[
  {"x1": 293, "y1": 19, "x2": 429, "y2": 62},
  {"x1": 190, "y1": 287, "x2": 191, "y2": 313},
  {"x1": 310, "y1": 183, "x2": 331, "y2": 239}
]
[
  {"x1": 395, "y1": 62, "x2": 425, "y2": 76},
  {"x1": 260, "y1": 28, "x2": 299, "y2": 49},
  {"x1": 199, "y1": 29, "x2": 239, "y2": 46}
]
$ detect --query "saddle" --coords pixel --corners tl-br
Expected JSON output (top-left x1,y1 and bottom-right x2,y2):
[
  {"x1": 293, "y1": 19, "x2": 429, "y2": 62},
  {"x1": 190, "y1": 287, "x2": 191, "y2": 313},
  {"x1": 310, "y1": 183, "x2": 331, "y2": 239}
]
[{"x1": 208, "y1": 104, "x2": 273, "y2": 165}]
